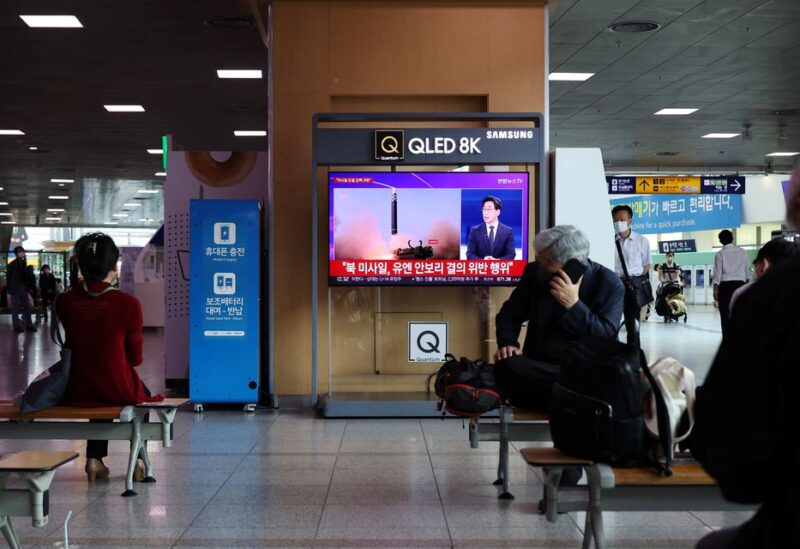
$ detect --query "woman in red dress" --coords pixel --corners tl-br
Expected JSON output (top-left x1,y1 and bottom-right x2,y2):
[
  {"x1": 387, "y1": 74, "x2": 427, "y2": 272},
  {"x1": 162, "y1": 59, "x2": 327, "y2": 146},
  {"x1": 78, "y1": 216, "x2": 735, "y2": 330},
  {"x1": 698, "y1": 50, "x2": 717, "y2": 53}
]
[{"x1": 57, "y1": 233, "x2": 163, "y2": 481}]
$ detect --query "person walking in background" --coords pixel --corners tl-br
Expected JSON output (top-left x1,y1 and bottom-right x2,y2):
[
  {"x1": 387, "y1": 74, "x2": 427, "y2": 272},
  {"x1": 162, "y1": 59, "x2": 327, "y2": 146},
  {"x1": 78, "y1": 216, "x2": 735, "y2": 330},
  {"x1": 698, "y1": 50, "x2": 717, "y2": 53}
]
[
  {"x1": 612, "y1": 205, "x2": 653, "y2": 319},
  {"x1": 6, "y1": 246, "x2": 36, "y2": 332},
  {"x1": 712, "y1": 229, "x2": 748, "y2": 337},
  {"x1": 38, "y1": 264, "x2": 58, "y2": 322}
]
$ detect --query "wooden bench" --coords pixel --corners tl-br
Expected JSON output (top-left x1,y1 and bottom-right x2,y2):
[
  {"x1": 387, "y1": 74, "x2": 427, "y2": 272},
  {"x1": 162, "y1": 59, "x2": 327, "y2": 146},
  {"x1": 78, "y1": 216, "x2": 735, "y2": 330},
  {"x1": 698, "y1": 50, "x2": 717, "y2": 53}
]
[
  {"x1": 0, "y1": 450, "x2": 78, "y2": 549},
  {"x1": 521, "y1": 447, "x2": 755, "y2": 549},
  {"x1": 0, "y1": 398, "x2": 188, "y2": 497},
  {"x1": 469, "y1": 406, "x2": 550, "y2": 499}
]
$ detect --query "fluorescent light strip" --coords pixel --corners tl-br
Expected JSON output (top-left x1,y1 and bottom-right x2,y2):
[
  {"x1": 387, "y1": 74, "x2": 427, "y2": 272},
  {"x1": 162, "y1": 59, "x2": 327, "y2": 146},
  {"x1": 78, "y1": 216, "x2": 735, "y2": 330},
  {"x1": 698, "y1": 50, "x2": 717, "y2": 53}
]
[
  {"x1": 655, "y1": 108, "x2": 698, "y2": 115},
  {"x1": 112, "y1": 213, "x2": 128, "y2": 218},
  {"x1": 0, "y1": 130, "x2": 24, "y2": 136},
  {"x1": 123, "y1": 203, "x2": 141, "y2": 208},
  {"x1": 1, "y1": 221, "x2": 14, "y2": 225},
  {"x1": 29, "y1": 146, "x2": 38, "y2": 151},
  {"x1": 20, "y1": 15, "x2": 83, "y2": 28},
  {"x1": 104, "y1": 222, "x2": 119, "y2": 226},
  {"x1": 146, "y1": 149, "x2": 162, "y2": 154},
  {"x1": 154, "y1": 172, "x2": 166, "y2": 176},
  {"x1": 0, "y1": 202, "x2": 8, "y2": 206},
  {"x1": 549, "y1": 72, "x2": 594, "y2": 81},
  {"x1": 766, "y1": 152, "x2": 800, "y2": 157},
  {"x1": 137, "y1": 189, "x2": 160, "y2": 194},
  {"x1": 49, "y1": 195, "x2": 69, "y2": 200},
  {"x1": 217, "y1": 69, "x2": 263, "y2": 79},
  {"x1": 50, "y1": 178, "x2": 74, "y2": 183},
  {"x1": 47, "y1": 208, "x2": 64, "y2": 212},
  {"x1": 104, "y1": 105, "x2": 145, "y2": 112},
  {"x1": 139, "y1": 218, "x2": 155, "y2": 222},
  {"x1": 46, "y1": 218, "x2": 62, "y2": 222},
  {"x1": 702, "y1": 133, "x2": 740, "y2": 139},
  {"x1": 234, "y1": 130, "x2": 266, "y2": 137},
  {"x1": 0, "y1": 213, "x2": 13, "y2": 217}
]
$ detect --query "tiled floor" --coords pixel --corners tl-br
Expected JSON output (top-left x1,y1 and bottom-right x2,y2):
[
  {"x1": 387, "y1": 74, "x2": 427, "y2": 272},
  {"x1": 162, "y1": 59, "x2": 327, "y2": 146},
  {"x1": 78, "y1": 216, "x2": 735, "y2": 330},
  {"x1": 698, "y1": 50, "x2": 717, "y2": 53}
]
[{"x1": 0, "y1": 306, "x2": 751, "y2": 548}]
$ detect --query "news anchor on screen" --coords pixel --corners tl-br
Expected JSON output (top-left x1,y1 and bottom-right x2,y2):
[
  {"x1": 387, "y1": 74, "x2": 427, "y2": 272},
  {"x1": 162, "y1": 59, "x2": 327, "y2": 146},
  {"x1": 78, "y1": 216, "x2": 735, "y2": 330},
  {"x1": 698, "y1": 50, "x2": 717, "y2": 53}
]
[{"x1": 466, "y1": 196, "x2": 516, "y2": 260}]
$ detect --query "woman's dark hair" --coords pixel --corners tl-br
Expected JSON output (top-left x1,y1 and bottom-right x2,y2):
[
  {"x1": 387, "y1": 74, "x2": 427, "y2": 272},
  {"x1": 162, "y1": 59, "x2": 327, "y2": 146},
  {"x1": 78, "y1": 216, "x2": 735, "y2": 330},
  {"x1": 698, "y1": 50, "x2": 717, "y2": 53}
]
[
  {"x1": 74, "y1": 233, "x2": 119, "y2": 282},
  {"x1": 718, "y1": 229, "x2": 734, "y2": 245},
  {"x1": 754, "y1": 238, "x2": 797, "y2": 266}
]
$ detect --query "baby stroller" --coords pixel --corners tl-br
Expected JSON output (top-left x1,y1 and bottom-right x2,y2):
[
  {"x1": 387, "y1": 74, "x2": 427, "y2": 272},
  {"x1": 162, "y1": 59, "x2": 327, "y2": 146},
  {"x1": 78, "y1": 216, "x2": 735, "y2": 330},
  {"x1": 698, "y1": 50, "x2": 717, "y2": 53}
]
[{"x1": 655, "y1": 281, "x2": 687, "y2": 323}]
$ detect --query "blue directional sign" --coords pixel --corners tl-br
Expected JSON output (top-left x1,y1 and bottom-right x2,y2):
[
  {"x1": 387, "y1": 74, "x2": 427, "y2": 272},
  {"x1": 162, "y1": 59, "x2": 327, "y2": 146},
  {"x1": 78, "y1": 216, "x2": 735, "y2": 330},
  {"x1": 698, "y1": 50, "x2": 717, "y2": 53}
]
[
  {"x1": 700, "y1": 176, "x2": 745, "y2": 195},
  {"x1": 606, "y1": 176, "x2": 637, "y2": 194},
  {"x1": 658, "y1": 239, "x2": 697, "y2": 253}
]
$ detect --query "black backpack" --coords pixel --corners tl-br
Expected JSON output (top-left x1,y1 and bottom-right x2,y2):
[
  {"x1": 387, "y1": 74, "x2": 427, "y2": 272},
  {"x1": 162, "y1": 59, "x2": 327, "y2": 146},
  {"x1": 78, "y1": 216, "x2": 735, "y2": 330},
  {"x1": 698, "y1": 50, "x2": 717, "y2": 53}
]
[
  {"x1": 549, "y1": 250, "x2": 674, "y2": 474},
  {"x1": 431, "y1": 354, "x2": 501, "y2": 417}
]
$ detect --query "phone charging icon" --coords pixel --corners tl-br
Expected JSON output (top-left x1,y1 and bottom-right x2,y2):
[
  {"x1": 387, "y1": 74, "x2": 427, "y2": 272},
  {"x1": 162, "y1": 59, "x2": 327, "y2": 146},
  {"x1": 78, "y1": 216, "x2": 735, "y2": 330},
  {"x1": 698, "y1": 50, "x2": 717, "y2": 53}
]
[
  {"x1": 213, "y1": 273, "x2": 236, "y2": 295},
  {"x1": 214, "y1": 223, "x2": 236, "y2": 245}
]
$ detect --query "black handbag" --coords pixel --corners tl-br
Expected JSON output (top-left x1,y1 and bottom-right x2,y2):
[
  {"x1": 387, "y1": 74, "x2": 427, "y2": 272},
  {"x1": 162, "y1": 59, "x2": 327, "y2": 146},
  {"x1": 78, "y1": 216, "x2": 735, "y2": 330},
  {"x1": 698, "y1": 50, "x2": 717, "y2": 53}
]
[
  {"x1": 431, "y1": 354, "x2": 501, "y2": 417},
  {"x1": 18, "y1": 294, "x2": 71, "y2": 415},
  {"x1": 615, "y1": 238, "x2": 654, "y2": 308}
]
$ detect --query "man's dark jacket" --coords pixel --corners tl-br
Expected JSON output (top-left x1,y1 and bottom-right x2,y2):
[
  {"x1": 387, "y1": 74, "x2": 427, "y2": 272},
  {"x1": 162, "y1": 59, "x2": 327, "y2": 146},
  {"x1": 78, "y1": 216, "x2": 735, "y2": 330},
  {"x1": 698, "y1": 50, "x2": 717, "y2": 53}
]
[
  {"x1": 692, "y1": 255, "x2": 800, "y2": 548},
  {"x1": 6, "y1": 259, "x2": 29, "y2": 293},
  {"x1": 496, "y1": 259, "x2": 624, "y2": 359}
]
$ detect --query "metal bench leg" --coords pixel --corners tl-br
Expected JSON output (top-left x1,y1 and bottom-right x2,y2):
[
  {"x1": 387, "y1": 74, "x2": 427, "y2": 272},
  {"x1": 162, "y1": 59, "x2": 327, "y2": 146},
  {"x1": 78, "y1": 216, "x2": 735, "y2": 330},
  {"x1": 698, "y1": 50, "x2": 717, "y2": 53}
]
[
  {"x1": 586, "y1": 467, "x2": 606, "y2": 549},
  {"x1": 137, "y1": 443, "x2": 156, "y2": 484},
  {"x1": 122, "y1": 417, "x2": 142, "y2": 497},
  {"x1": 541, "y1": 467, "x2": 563, "y2": 522},
  {"x1": 581, "y1": 507, "x2": 593, "y2": 549},
  {"x1": 0, "y1": 515, "x2": 20, "y2": 549},
  {"x1": 496, "y1": 408, "x2": 514, "y2": 499},
  {"x1": 469, "y1": 418, "x2": 479, "y2": 449}
]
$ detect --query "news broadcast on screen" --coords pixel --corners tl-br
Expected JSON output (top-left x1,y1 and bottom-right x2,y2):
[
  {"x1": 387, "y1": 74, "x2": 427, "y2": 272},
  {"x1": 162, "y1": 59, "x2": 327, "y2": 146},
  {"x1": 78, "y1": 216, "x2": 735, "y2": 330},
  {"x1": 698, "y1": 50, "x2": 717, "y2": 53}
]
[{"x1": 329, "y1": 172, "x2": 529, "y2": 286}]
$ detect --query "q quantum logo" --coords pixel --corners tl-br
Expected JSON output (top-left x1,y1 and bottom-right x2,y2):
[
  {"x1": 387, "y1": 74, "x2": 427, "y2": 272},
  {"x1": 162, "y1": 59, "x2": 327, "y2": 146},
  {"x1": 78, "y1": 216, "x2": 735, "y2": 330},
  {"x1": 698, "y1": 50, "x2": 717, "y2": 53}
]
[{"x1": 374, "y1": 130, "x2": 404, "y2": 161}]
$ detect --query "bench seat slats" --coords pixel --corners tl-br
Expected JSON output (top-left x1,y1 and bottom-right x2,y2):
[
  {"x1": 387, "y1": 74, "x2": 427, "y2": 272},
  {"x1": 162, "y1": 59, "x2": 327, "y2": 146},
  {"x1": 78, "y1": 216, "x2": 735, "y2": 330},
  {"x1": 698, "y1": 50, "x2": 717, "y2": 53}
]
[
  {"x1": 520, "y1": 447, "x2": 593, "y2": 465},
  {"x1": 0, "y1": 451, "x2": 78, "y2": 472},
  {"x1": 512, "y1": 408, "x2": 548, "y2": 422},
  {"x1": 0, "y1": 404, "x2": 123, "y2": 420}
]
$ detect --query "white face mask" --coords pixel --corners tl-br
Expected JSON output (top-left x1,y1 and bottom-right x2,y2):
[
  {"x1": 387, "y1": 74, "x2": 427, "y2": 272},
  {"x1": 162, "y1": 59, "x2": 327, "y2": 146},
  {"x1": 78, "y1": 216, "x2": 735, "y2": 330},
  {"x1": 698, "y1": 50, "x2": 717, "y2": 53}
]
[{"x1": 614, "y1": 220, "x2": 630, "y2": 234}]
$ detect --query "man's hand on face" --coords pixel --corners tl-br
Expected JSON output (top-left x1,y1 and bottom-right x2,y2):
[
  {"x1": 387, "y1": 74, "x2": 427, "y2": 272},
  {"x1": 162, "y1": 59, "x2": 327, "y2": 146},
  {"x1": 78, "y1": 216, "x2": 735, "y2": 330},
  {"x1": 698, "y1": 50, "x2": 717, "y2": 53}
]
[
  {"x1": 494, "y1": 346, "x2": 521, "y2": 362},
  {"x1": 550, "y1": 271, "x2": 582, "y2": 309}
]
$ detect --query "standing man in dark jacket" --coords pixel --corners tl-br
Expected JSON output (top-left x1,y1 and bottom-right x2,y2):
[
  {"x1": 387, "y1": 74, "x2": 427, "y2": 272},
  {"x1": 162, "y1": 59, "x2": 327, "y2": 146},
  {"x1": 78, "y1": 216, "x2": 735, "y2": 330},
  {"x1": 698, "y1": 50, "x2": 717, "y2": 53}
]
[
  {"x1": 6, "y1": 246, "x2": 35, "y2": 332},
  {"x1": 694, "y1": 168, "x2": 800, "y2": 548},
  {"x1": 494, "y1": 225, "x2": 624, "y2": 409},
  {"x1": 38, "y1": 264, "x2": 58, "y2": 322}
]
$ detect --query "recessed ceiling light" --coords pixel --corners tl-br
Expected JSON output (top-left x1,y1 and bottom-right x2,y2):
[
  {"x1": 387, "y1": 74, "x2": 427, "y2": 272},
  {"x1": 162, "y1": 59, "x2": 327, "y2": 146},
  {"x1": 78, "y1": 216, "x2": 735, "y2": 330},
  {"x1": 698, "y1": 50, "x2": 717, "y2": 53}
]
[
  {"x1": 766, "y1": 152, "x2": 800, "y2": 157},
  {"x1": 154, "y1": 172, "x2": 166, "y2": 176},
  {"x1": 28, "y1": 146, "x2": 38, "y2": 151},
  {"x1": 0, "y1": 130, "x2": 24, "y2": 136},
  {"x1": 20, "y1": 15, "x2": 83, "y2": 28},
  {"x1": 137, "y1": 189, "x2": 160, "y2": 194},
  {"x1": 0, "y1": 213, "x2": 13, "y2": 217},
  {"x1": 46, "y1": 217, "x2": 62, "y2": 222},
  {"x1": 104, "y1": 105, "x2": 145, "y2": 112},
  {"x1": 655, "y1": 108, "x2": 698, "y2": 115},
  {"x1": 608, "y1": 21, "x2": 660, "y2": 33},
  {"x1": 47, "y1": 208, "x2": 64, "y2": 212},
  {"x1": 112, "y1": 213, "x2": 128, "y2": 218},
  {"x1": 49, "y1": 195, "x2": 69, "y2": 200},
  {"x1": 217, "y1": 69, "x2": 263, "y2": 79},
  {"x1": 58, "y1": 184, "x2": 65, "y2": 187},
  {"x1": 146, "y1": 149, "x2": 162, "y2": 154},
  {"x1": 50, "y1": 178, "x2": 74, "y2": 183},
  {"x1": 123, "y1": 203, "x2": 141, "y2": 208},
  {"x1": 702, "y1": 133, "x2": 740, "y2": 139},
  {"x1": 549, "y1": 73, "x2": 595, "y2": 81},
  {"x1": 104, "y1": 222, "x2": 119, "y2": 226},
  {"x1": 234, "y1": 130, "x2": 267, "y2": 137}
]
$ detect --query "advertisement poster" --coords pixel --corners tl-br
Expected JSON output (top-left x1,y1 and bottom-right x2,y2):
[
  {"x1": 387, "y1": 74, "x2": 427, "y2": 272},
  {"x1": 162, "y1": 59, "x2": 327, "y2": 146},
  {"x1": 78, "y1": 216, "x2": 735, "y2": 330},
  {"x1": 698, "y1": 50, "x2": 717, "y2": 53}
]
[
  {"x1": 189, "y1": 199, "x2": 260, "y2": 403},
  {"x1": 609, "y1": 194, "x2": 742, "y2": 235}
]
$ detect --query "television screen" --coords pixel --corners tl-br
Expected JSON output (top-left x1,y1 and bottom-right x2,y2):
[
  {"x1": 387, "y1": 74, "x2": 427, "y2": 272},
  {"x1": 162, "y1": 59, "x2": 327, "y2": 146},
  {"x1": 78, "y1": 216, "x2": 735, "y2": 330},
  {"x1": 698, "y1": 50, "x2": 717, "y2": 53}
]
[{"x1": 329, "y1": 172, "x2": 529, "y2": 286}]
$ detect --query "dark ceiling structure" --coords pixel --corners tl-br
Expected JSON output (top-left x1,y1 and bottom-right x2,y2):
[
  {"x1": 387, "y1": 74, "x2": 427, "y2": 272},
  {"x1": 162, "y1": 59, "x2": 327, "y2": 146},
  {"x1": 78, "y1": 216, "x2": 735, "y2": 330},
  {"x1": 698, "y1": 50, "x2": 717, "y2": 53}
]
[
  {"x1": 1, "y1": 0, "x2": 799, "y2": 229},
  {"x1": 0, "y1": 0, "x2": 268, "y2": 228}
]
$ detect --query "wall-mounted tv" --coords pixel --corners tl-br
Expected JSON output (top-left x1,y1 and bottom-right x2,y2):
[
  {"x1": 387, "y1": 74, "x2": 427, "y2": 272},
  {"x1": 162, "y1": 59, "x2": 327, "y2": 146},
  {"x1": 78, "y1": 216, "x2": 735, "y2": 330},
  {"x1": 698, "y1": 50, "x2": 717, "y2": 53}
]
[{"x1": 329, "y1": 172, "x2": 529, "y2": 286}]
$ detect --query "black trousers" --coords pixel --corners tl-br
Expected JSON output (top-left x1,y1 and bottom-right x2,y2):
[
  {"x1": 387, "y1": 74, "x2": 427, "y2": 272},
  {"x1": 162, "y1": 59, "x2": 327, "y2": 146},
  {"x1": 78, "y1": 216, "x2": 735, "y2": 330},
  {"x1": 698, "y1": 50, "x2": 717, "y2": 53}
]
[
  {"x1": 718, "y1": 280, "x2": 746, "y2": 338},
  {"x1": 495, "y1": 355, "x2": 560, "y2": 410},
  {"x1": 87, "y1": 385, "x2": 151, "y2": 460}
]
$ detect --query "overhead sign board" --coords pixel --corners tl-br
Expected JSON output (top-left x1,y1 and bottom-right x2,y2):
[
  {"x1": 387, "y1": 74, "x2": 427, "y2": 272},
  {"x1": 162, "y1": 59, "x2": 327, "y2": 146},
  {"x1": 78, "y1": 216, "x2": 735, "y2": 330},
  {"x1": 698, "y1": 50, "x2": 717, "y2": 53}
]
[
  {"x1": 607, "y1": 176, "x2": 746, "y2": 195},
  {"x1": 318, "y1": 127, "x2": 541, "y2": 165},
  {"x1": 658, "y1": 239, "x2": 697, "y2": 253}
]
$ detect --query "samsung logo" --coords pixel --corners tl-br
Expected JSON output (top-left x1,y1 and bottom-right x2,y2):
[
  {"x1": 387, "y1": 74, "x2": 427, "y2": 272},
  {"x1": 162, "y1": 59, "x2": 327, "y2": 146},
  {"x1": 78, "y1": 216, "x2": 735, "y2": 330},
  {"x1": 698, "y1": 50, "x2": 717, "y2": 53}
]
[{"x1": 485, "y1": 130, "x2": 534, "y2": 140}]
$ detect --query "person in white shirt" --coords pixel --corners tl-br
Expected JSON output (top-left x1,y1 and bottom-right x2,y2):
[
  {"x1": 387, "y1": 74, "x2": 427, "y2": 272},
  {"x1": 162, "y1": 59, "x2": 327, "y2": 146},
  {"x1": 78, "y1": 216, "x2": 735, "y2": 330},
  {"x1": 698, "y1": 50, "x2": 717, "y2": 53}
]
[
  {"x1": 612, "y1": 205, "x2": 653, "y2": 319},
  {"x1": 713, "y1": 229, "x2": 749, "y2": 336}
]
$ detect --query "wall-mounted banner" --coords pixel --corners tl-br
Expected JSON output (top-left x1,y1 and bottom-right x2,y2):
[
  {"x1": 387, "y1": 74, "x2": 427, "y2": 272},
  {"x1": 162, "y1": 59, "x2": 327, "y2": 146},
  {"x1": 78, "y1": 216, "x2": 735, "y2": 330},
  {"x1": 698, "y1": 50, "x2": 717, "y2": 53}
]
[
  {"x1": 408, "y1": 322, "x2": 448, "y2": 363},
  {"x1": 607, "y1": 176, "x2": 745, "y2": 195},
  {"x1": 658, "y1": 239, "x2": 697, "y2": 253},
  {"x1": 609, "y1": 194, "x2": 742, "y2": 234},
  {"x1": 189, "y1": 199, "x2": 260, "y2": 403},
  {"x1": 318, "y1": 127, "x2": 541, "y2": 165}
]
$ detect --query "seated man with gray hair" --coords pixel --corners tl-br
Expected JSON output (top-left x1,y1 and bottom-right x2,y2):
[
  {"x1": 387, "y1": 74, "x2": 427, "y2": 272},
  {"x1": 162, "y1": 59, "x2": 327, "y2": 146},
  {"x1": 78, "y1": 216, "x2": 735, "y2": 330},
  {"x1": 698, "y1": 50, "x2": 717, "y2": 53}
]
[{"x1": 494, "y1": 225, "x2": 624, "y2": 410}]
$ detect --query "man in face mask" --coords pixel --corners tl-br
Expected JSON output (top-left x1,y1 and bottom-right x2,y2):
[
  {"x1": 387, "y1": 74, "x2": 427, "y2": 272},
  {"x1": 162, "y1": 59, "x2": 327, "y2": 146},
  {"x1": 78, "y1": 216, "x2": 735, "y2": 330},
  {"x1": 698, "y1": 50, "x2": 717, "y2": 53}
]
[
  {"x1": 6, "y1": 246, "x2": 36, "y2": 332},
  {"x1": 494, "y1": 225, "x2": 624, "y2": 410},
  {"x1": 612, "y1": 205, "x2": 653, "y2": 319},
  {"x1": 694, "y1": 166, "x2": 800, "y2": 549}
]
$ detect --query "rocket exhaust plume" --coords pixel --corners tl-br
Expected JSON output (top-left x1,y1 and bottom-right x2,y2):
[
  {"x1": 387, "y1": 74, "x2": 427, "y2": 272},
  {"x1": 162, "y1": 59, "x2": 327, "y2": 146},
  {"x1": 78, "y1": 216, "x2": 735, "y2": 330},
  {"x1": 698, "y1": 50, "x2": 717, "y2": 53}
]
[{"x1": 391, "y1": 191, "x2": 398, "y2": 235}]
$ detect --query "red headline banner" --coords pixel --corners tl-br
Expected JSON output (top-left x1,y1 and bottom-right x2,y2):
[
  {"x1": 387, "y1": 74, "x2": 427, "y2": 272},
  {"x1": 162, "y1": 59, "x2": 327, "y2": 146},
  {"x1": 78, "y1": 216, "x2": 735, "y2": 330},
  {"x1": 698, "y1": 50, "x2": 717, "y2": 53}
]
[{"x1": 330, "y1": 259, "x2": 527, "y2": 278}]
